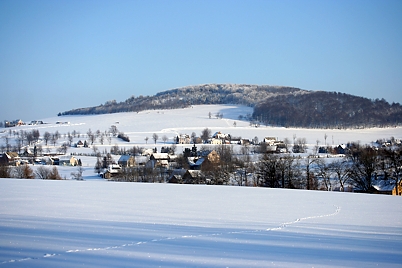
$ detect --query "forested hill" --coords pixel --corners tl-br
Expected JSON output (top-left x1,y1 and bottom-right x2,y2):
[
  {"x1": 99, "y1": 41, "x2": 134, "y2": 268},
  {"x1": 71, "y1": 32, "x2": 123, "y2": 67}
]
[
  {"x1": 58, "y1": 84, "x2": 402, "y2": 128},
  {"x1": 253, "y1": 91, "x2": 402, "y2": 128},
  {"x1": 59, "y1": 84, "x2": 302, "y2": 115}
]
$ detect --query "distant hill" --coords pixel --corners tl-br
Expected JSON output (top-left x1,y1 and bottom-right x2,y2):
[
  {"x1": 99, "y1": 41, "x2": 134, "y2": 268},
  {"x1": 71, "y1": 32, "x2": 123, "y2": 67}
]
[
  {"x1": 253, "y1": 91, "x2": 402, "y2": 128},
  {"x1": 59, "y1": 84, "x2": 402, "y2": 128}
]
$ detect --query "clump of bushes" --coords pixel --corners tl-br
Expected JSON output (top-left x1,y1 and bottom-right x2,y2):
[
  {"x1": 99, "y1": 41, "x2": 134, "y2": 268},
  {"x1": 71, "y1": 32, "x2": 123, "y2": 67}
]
[{"x1": 117, "y1": 132, "x2": 130, "y2": 142}]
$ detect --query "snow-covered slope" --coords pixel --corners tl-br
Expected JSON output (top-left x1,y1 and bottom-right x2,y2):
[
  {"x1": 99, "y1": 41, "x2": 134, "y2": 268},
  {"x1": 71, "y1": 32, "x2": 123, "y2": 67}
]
[
  {"x1": 1, "y1": 105, "x2": 402, "y2": 267},
  {"x1": 0, "y1": 179, "x2": 401, "y2": 267},
  {"x1": 3, "y1": 104, "x2": 402, "y2": 181},
  {"x1": 12, "y1": 105, "x2": 402, "y2": 146}
]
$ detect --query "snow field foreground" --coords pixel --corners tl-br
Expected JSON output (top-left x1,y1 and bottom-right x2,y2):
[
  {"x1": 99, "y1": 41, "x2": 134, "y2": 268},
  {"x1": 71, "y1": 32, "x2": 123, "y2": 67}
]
[{"x1": 1, "y1": 179, "x2": 401, "y2": 267}]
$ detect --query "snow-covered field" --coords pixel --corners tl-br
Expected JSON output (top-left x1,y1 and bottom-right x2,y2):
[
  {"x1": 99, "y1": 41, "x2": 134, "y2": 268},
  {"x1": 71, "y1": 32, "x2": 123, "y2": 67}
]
[
  {"x1": 3, "y1": 104, "x2": 401, "y2": 180},
  {"x1": 7, "y1": 105, "x2": 402, "y2": 148},
  {"x1": 0, "y1": 179, "x2": 401, "y2": 267},
  {"x1": 1, "y1": 105, "x2": 402, "y2": 267}
]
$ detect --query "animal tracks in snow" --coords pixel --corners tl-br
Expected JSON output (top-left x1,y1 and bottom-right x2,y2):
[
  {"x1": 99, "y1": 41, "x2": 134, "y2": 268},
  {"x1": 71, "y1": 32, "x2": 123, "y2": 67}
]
[
  {"x1": 1, "y1": 206, "x2": 340, "y2": 265},
  {"x1": 269, "y1": 205, "x2": 341, "y2": 231}
]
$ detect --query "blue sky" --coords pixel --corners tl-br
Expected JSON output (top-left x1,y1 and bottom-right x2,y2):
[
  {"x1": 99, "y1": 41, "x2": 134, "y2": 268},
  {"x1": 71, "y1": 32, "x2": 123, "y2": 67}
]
[{"x1": 1, "y1": 0, "x2": 401, "y2": 121}]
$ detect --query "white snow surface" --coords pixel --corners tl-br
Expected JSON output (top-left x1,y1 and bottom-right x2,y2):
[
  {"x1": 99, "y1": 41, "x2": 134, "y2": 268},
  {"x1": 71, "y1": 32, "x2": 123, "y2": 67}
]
[
  {"x1": 11, "y1": 105, "x2": 402, "y2": 147},
  {"x1": 0, "y1": 179, "x2": 401, "y2": 267},
  {"x1": 1, "y1": 105, "x2": 402, "y2": 267}
]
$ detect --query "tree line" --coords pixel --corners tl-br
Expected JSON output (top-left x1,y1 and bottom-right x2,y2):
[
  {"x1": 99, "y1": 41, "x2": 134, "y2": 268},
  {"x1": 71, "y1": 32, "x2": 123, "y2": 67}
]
[
  {"x1": 58, "y1": 84, "x2": 402, "y2": 129},
  {"x1": 108, "y1": 141, "x2": 402, "y2": 194}
]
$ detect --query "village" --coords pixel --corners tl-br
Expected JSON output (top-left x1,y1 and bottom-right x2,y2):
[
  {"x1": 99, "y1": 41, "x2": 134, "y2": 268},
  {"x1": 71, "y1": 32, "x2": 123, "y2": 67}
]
[{"x1": 1, "y1": 121, "x2": 401, "y2": 196}]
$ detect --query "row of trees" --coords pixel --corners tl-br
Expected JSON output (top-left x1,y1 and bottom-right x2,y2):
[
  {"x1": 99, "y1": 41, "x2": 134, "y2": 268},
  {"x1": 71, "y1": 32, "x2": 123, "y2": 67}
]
[
  {"x1": 0, "y1": 165, "x2": 63, "y2": 180},
  {"x1": 2, "y1": 129, "x2": 40, "y2": 153},
  {"x1": 106, "y1": 142, "x2": 401, "y2": 194},
  {"x1": 253, "y1": 91, "x2": 402, "y2": 128},
  {"x1": 59, "y1": 84, "x2": 301, "y2": 116},
  {"x1": 254, "y1": 145, "x2": 402, "y2": 193}
]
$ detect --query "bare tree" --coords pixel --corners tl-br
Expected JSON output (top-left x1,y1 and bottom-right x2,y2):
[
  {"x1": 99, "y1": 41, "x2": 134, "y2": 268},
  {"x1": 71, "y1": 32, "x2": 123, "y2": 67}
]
[
  {"x1": 13, "y1": 165, "x2": 34, "y2": 179},
  {"x1": 329, "y1": 159, "x2": 350, "y2": 192},
  {"x1": 378, "y1": 147, "x2": 402, "y2": 195},
  {"x1": 347, "y1": 145, "x2": 378, "y2": 192},
  {"x1": 35, "y1": 166, "x2": 52, "y2": 179},
  {"x1": 58, "y1": 143, "x2": 69, "y2": 154},
  {"x1": 283, "y1": 137, "x2": 291, "y2": 152},
  {"x1": 191, "y1": 132, "x2": 197, "y2": 144},
  {"x1": 170, "y1": 143, "x2": 177, "y2": 155},
  {"x1": 0, "y1": 164, "x2": 11, "y2": 178},
  {"x1": 110, "y1": 125, "x2": 118, "y2": 137},
  {"x1": 314, "y1": 139, "x2": 320, "y2": 155},
  {"x1": 162, "y1": 135, "x2": 168, "y2": 144},
  {"x1": 54, "y1": 130, "x2": 60, "y2": 140},
  {"x1": 88, "y1": 133, "x2": 96, "y2": 145},
  {"x1": 316, "y1": 158, "x2": 332, "y2": 191},
  {"x1": 152, "y1": 133, "x2": 159, "y2": 144},
  {"x1": 16, "y1": 137, "x2": 23, "y2": 154},
  {"x1": 305, "y1": 155, "x2": 319, "y2": 190},
  {"x1": 99, "y1": 133, "x2": 105, "y2": 145},
  {"x1": 92, "y1": 145, "x2": 99, "y2": 155},
  {"x1": 36, "y1": 144, "x2": 43, "y2": 156},
  {"x1": 87, "y1": 129, "x2": 93, "y2": 139},
  {"x1": 145, "y1": 137, "x2": 149, "y2": 144},
  {"x1": 68, "y1": 133, "x2": 73, "y2": 146},
  {"x1": 49, "y1": 166, "x2": 63, "y2": 180},
  {"x1": 43, "y1": 131, "x2": 51, "y2": 146},
  {"x1": 200, "y1": 128, "x2": 211, "y2": 144},
  {"x1": 3, "y1": 136, "x2": 10, "y2": 151},
  {"x1": 257, "y1": 153, "x2": 280, "y2": 187},
  {"x1": 71, "y1": 166, "x2": 84, "y2": 180},
  {"x1": 51, "y1": 134, "x2": 58, "y2": 147},
  {"x1": 26, "y1": 132, "x2": 35, "y2": 146},
  {"x1": 94, "y1": 157, "x2": 103, "y2": 175},
  {"x1": 236, "y1": 144, "x2": 253, "y2": 186}
]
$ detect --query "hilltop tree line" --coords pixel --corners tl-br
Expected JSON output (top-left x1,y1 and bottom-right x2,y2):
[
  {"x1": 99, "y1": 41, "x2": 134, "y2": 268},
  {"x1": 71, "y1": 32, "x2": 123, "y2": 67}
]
[
  {"x1": 57, "y1": 84, "x2": 402, "y2": 129},
  {"x1": 253, "y1": 91, "x2": 402, "y2": 128},
  {"x1": 58, "y1": 84, "x2": 300, "y2": 116}
]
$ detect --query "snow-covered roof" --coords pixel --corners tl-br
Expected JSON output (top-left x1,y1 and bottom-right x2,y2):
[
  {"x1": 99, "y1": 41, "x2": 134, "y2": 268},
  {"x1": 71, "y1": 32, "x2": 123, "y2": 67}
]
[
  {"x1": 372, "y1": 180, "x2": 395, "y2": 192},
  {"x1": 118, "y1": 155, "x2": 132, "y2": 162}
]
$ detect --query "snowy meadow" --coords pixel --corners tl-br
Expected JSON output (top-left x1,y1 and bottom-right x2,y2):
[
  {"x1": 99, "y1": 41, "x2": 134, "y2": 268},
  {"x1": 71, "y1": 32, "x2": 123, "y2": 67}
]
[
  {"x1": 1, "y1": 180, "x2": 402, "y2": 267},
  {"x1": 1, "y1": 105, "x2": 402, "y2": 267}
]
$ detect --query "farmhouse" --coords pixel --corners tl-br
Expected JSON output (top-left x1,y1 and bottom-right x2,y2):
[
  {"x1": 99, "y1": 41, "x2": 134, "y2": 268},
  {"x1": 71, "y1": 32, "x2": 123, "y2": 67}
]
[
  {"x1": 176, "y1": 134, "x2": 191, "y2": 144},
  {"x1": 212, "y1": 132, "x2": 230, "y2": 140},
  {"x1": 182, "y1": 170, "x2": 203, "y2": 184},
  {"x1": 210, "y1": 138, "x2": 223, "y2": 145},
  {"x1": 369, "y1": 180, "x2": 402, "y2": 196},
  {"x1": 5, "y1": 119, "x2": 24, "y2": 128},
  {"x1": 118, "y1": 155, "x2": 135, "y2": 167},
  {"x1": 59, "y1": 156, "x2": 78, "y2": 166},
  {"x1": 75, "y1": 140, "x2": 84, "y2": 148},
  {"x1": 146, "y1": 153, "x2": 170, "y2": 169},
  {"x1": 101, "y1": 164, "x2": 122, "y2": 179},
  {"x1": 167, "y1": 169, "x2": 186, "y2": 183},
  {"x1": 0, "y1": 152, "x2": 20, "y2": 166}
]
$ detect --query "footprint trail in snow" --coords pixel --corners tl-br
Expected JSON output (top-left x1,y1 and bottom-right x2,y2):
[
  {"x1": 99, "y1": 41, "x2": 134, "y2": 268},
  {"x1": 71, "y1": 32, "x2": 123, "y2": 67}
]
[{"x1": 1, "y1": 205, "x2": 341, "y2": 265}]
